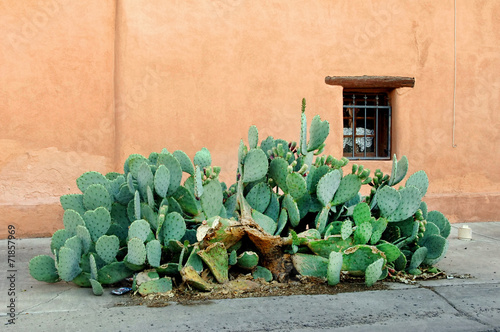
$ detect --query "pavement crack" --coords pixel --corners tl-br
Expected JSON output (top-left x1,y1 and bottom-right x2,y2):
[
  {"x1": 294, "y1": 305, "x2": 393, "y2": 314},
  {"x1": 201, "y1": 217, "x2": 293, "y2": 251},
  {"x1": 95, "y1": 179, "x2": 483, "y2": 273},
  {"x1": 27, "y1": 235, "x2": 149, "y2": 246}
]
[
  {"x1": 420, "y1": 284, "x2": 498, "y2": 331},
  {"x1": 19, "y1": 287, "x2": 72, "y2": 314}
]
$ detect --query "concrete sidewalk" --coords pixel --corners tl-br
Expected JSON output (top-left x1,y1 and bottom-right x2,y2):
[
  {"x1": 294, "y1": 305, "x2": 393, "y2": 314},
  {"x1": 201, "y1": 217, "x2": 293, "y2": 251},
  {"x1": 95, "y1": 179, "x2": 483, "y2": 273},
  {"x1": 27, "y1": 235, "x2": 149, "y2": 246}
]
[{"x1": 1, "y1": 222, "x2": 499, "y2": 331}]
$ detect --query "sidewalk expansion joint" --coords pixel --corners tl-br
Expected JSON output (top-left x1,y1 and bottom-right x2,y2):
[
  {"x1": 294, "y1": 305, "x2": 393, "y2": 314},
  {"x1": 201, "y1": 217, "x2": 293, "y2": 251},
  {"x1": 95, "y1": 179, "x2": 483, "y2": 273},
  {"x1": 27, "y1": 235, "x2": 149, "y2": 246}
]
[
  {"x1": 19, "y1": 287, "x2": 72, "y2": 315},
  {"x1": 419, "y1": 284, "x2": 498, "y2": 331}
]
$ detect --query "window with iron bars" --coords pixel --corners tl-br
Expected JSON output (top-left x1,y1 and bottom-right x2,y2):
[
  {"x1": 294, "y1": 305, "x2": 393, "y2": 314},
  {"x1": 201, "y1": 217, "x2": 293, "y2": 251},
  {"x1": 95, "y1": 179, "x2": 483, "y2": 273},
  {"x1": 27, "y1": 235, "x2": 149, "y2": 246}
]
[{"x1": 343, "y1": 92, "x2": 391, "y2": 159}]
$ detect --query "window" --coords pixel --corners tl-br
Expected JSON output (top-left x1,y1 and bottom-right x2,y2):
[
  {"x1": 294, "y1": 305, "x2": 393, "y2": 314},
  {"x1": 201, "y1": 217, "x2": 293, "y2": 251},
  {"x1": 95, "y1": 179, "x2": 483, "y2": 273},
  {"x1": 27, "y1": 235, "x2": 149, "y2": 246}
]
[{"x1": 342, "y1": 92, "x2": 391, "y2": 159}]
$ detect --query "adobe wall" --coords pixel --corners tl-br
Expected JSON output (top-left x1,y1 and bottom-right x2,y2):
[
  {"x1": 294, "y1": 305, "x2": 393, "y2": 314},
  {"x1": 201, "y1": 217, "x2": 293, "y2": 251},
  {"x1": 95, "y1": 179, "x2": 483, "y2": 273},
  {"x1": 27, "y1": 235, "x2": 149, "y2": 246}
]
[
  {"x1": 1, "y1": 0, "x2": 498, "y2": 238},
  {"x1": 0, "y1": 1, "x2": 116, "y2": 237}
]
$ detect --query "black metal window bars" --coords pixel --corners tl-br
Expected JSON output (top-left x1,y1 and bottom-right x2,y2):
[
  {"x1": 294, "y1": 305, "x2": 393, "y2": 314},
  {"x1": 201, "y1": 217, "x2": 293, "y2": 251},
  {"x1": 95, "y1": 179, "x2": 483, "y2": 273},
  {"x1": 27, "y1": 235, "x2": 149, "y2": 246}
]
[{"x1": 343, "y1": 93, "x2": 391, "y2": 160}]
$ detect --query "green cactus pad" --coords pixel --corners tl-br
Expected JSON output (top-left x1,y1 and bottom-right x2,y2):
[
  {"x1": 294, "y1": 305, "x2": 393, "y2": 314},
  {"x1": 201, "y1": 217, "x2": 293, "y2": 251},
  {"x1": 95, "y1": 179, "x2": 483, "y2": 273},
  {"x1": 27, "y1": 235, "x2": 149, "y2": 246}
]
[
  {"x1": 172, "y1": 186, "x2": 201, "y2": 216},
  {"x1": 342, "y1": 245, "x2": 386, "y2": 275},
  {"x1": 316, "y1": 169, "x2": 341, "y2": 206},
  {"x1": 307, "y1": 115, "x2": 330, "y2": 152},
  {"x1": 133, "y1": 190, "x2": 141, "y2": 220},
  {"x1": 327, "y1": 251, "x2": 343, "y2": 286},
  {"x1": 286, "y1": 172, "x2": 308, "y2": 199},
  {"x1": 126, "y1": 154, "x2": 148, "y2": 177},
  {"x1": 181, "y1": 266, "x2": 213, "y2": 291},
  {"x1": 370, "y1": 217, "x2": 388, "y2": 244},
  {"x1": 365, "y1": 258, "x2": 384, "y2": 287},
  {"x1": 252, "y1": 266, "x2": 273, "y2": 282},
  {"x1": 300, "y1": 107, "x2": 307, "y2": 154},
  {"x1": 427, "y1": 211, "x2": 451, "y2": 238},
  {"x1": 275, "y1": 208, "x2": 288, "y2": 236},
  {"x1": 332, "y1": 174, "x2": 362, "y2": 206},
  {"x1": 96, "y1": 261, "x2": 133, "y2": 284},
  {"x1": 50, "y1": 229, "x2": 70, "y2": 254},
  {"x1": 394, "y1": 252, "x2": 407, "y2": 271},
  {"x1": 163, "y1": 212, "x2": 186, "y2": 242},
  {"x1": 375, "y1": 242, "x2": 401, "y2": 262},
  {"x1": 138, "y1": 277, "x2": 173, "y2": 295},
  {"x1": 83, "y1": 184, "x2": 112, "y2": 211},
  {"x1": 193, "y1": 166, "x2": 204, "y2": 199},
  {"x1": 409, "y1": 246, "x2": 428, "y2": 270},
  {"x1": 89, "y1": 278, "x2": 103, "y2": 296},
  {"x1": 137, "y1": 162, "x2": 154, "y2": 199},
  {"x1": 292, "y1": 253, "x2": 328, "y2": 278},
  {"x1": 29, "y1": 255, "x2": 60, "y2": 283},
  {"x1": 127, "y1": 237, "x2": 147, "y2": 266},
  {"x1": 389, "y1": 155, "x2": 408, "y2": 186},
  {"x1": 243, "y1": 148, "x2": 268, "y2": 183},
  {"x1": 246, "y1": 182, "x2": 271, "y2": 213},
  {"x1": 422, "y1": 234, "x2": 448, "y2": 265},
  {"x1": 72, "y1": 272, "x2": 91, "y2": 287},
  {"x1": 194, "y1": 147, "x2": 212, "y2": 168},
  {"x1": 197, "y1": 242, "x2": 229, "y2": 283},
  {"x1": 153, "y1": 165, "x2": 170, "y2": 198},
  {"x1": 57, "y1": 246, "x2": 82, "y2": 282},
  {"x1": 76, "y1": 225, "x2": 91, "y2": 254},
  {"x1": 64, "y1": 235, "x2": 83, "y2": 258},
  {"x1": 157, "y1": 153, "x2": 183, "y2": 195},
  {"x1": 315, "y1": 205, "x2": 330, "y2": 235},
  {"x1": 388, "y1": 186, "x2": 422, "y2": 222},
  {"x1": 269, "y1": 157, "x2": 289, "y2": 192},
  {"x1": 238, "y1": 139, "x2": 248, "y2": 164},
  {"x1": 418, "y1": 222, "x2": 441, "y2": 246},
  {"x1": 77, "y1": 171, "x2": 109, "y2": 193},
  {"x1": 95, "y1": 235, "x2": 120, "y2": 264},
  {"x1": 249, "y1": 209, "x2": 276, "y2": 234},
  {"x1": 406, "y1": 170, "x2": 429, "y2": 198},
  {"x1": 89, "y1": 253, "x2": 98, "y2": 280},
  {"x1": 308, "y1": 236, "x2": 353, "y2": 258},
  {"x1": 186, "y1": 246, "x2": 204, "y2": 273},
  {"x1": 201, "y1": 179, "x2": 223, "y2": 219},
  {"x1": 146, "y1": 239, "x2": 162, "y2": 267},
  {"x1": 115, "y1": 183, "x2": 134, "y2": 205},
  {"x1": 128, "y1": 219, "x2": 151, "y2": 242},
  {"x1": 377, "y1": 186, "x2": 400, "y2": 218},
  {"x1": 353, "y1": 203, "x2": 371, "y2": 226},
  {"x1": 173, "y1": 150, "x2": 195, "y2": 175},
  {"x1": 341, "y1": 219, "x2": 353, "y2": 240},
  {"x1": 60, "y1": 194, "x2": 86, "y2": 216},
  {"x1": 264, "y1": 191, "x2": 280, "y2": 222},
  {"x1": 63, "y1": 210, "x2": 85, "y2": 236},
  {"x1": 282, "y1": 194, "x2": 301, "y2": 227},
  {"x1": 248, "y1": 125, "x2": 259, "y2": 149},
  {"x1": 354, "y1": 222, "x2": 373, "y2": 245},
  {"x1": 419, "y1": 201, "x2": 428, "y2": 219},
  {"x1": 237, "y1": 251, "x2": 259, "y2": 270}
]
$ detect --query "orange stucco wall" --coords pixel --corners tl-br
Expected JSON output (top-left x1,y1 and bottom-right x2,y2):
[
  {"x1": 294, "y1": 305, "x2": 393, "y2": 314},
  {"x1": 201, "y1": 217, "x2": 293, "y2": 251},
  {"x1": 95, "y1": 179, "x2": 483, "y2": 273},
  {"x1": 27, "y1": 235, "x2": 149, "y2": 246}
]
[{"x1": 1, "y1": 0, "x2": 499, "y2": 238}]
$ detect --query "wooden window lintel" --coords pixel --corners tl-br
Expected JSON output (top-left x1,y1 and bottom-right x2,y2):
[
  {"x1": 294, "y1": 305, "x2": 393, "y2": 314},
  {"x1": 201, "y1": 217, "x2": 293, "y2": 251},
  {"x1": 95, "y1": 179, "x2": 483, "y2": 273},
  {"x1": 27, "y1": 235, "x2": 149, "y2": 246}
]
[{"x1": 325, "y1": 76, "x2": 415, "y2": 89}]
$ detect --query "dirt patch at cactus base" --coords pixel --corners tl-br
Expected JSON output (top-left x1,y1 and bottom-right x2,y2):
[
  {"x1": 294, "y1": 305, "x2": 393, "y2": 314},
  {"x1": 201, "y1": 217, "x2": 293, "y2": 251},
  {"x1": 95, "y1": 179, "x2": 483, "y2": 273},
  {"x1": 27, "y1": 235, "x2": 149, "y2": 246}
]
[{"x1": 114, "y1": 270, "x2": 448, "y2": 308}]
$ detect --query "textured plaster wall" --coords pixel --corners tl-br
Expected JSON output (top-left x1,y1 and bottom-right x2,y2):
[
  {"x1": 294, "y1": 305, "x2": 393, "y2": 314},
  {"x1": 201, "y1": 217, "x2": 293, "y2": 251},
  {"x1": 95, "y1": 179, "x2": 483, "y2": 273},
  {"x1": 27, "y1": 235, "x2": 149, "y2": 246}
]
[
  {"x1": 0, "y1": 0, "x2": 116, "y2": 237},
  {"x1": 0, "y1": 0, "x2": 498, "y2": 238}
]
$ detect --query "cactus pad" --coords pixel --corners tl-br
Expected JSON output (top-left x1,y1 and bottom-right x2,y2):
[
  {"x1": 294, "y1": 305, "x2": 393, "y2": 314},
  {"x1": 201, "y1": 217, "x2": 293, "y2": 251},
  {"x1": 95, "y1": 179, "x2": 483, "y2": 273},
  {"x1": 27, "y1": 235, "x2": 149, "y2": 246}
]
[
  {"x1": 50, "y1": 229, "x2": 70, "y2": 254},
  {"x1": 154, "y1": 164, "x2": 170, "y2": 198},
  {"x1": 427, "y1": 211, "x2": 451, "y2": 238},
  {"x1": 146, "y1": 240, "x2": 162, "y2": 267},
  {"x1": 77, "y1": 171, "x2": 109, "y2": 193},
  {"x1": 138, "y1": 277, "x2": 173, "y2": 295},
  {"x1": 282, "y1": 194, "x2": 300, "y2": 227},
  {"x1": 173, "y1": 150, "x2": 195, "y2": 175},
  {"x1": 354, "y1": 222, "x2": 373, "y2": 245},
  {"x1": 307, "y1": 115, "x2": 330, "y2": 152},
  {"x1": 292, "y1": 253, "x2": 328, "y2": 278},
  {"x1": 83, "y1": 184, "x2": 112, "y2": 211},
  {"x1": 157, "y1": 153, "x2": 183, "y2": 195},
  {"x1": 96, "y1": 235, "x2": 120, "y2": 264},
  {"x1": 248, "y1": 125, "x2": 259, "y2": 149},
  {"x1": 316, "y1": 170, "x2": 341, "y2": 206},
  {"x1": 422, "y1": 234, "x2": 448, "y2": 265},
  {"x1": 127, "y1": 237, "x2": 147, "y2": 266},
  {"x1": 128, "y1": 219, "x2": 151, "y2": 242},
  {"x1": 60, "y1": 194, "x2": 86, "y2": 216},
  {"x1": 353, "y1": 203, "x2": 371, "y2": 226},
  {"x1": 197, "y1": 242, "x2": 229, "y2": 283},
  {"x1": 332, "y1": 174, "x2": 362, "y2": 206},
  {"x1": 89, "y1": 279, "x2": 103, "y2": 296},
  {"x1": 365, "y1": 258, "x2": 384, "y2": 287},
  {"x1": 163, "y1": 212, "x2": 186, "y2": 242},
  {"x1": 406, "y1": 170, "x2": 429, "y2": 198},
  {"x1": 246, "y1": 182, "x2": 271, "y2": 213},
  {"x1": 57, "y1": 246, "x2": 82, "y2": 282},
  {"x1": 269, "y1": 157, "x2": 289, "y2": 192},
  {"x1": 194, "y1": 147, "x2": 212, "y2": 168},
  {"x1": 327, "y1": 251, "x2": 343, "y2": 286},
  {"x1": 201, "y1": 179, "x2": 223, "y2": 218},
  {"x1": 76, "y1": 225, "x2": 92, "y2": 254},
  {"x1": 252, "y1": 266, "x2": 273, "y2": 282},
  {"x1": 388, "y1": 186, "x2": 422, "y2": 222},
  {"x1": 409, "y1": 246, "x2": 428, "y2": 270},
  {"x1": 243, "y1": 149, "x2": 268, "y2": 183},
  {"x1": 286, "y1": 172, "x2": 308, "y2": 199},
  {"x1": 83, "y1": 207, "x2": 111, "y2": 242},
  {"x1": 29, "y1": 255, "x2": 60, "y2": 283}
]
